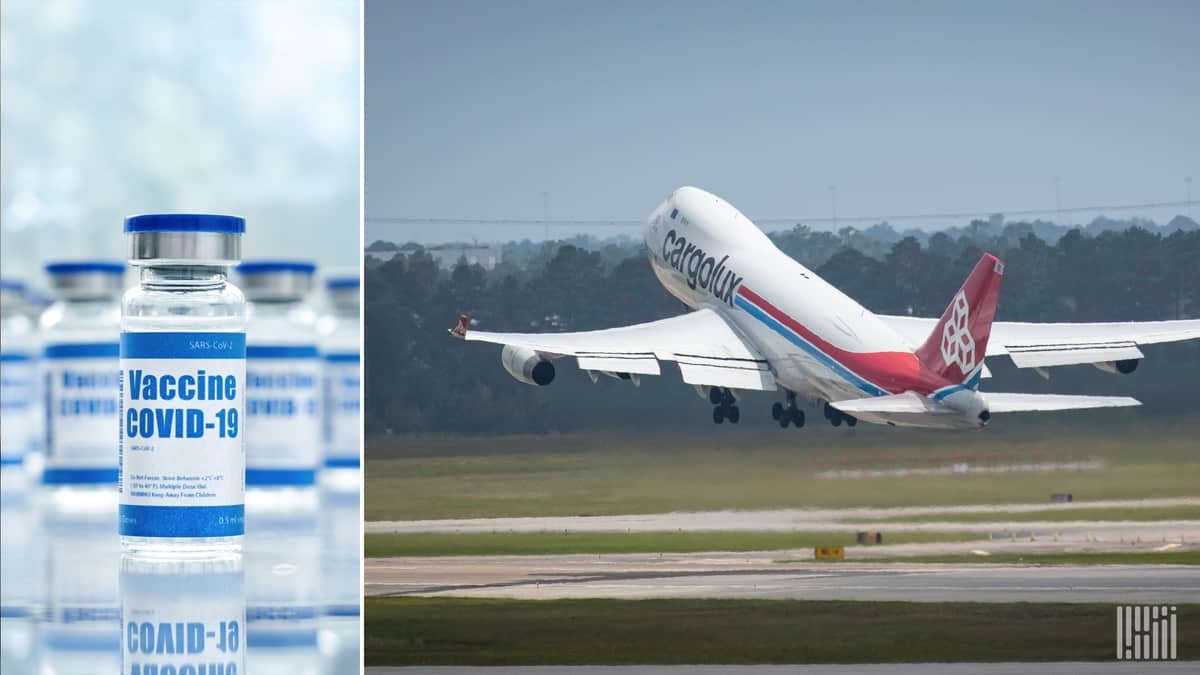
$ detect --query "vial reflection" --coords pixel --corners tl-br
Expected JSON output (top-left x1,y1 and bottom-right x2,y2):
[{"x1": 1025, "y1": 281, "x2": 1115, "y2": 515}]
[
  {"x1": 41, "y1": 498, "x2": 121, "y2": 674},
  {"x1": 245, "y1": 491, "x2": 320, "y2": 675},
  {"x1": 120, "y1": 554, "x2": 244, "y2": 675}
]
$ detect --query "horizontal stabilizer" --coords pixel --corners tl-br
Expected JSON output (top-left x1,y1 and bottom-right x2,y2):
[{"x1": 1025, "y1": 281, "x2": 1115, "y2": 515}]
[
  {"x1": 831, "y1": 391, "x2": 1141, "y2": 415},
  {"x1": 981, "y1": 392, "x2": 1141, "y2": 412},
  {"x1": 831, "y1": 392, "x2": 950, "y2": 415}
]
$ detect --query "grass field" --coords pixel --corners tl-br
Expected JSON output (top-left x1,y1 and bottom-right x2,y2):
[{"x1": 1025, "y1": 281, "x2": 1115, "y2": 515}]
[
  {"x1": 366, "y1": 421, "x2": 1200, "y2": 521},
  {"x1": 850, "y1": 504, "x2": 1200, "y2": 525},
  {"x1": 365, "y1": 529, "x2": 981, "y2": 557},
  {"x1": 365, "y1": 597, "x2": 1200, "y2": 665},
  {"x1": 784, "y1": 551, "x2": 1200, "y2": 565}
]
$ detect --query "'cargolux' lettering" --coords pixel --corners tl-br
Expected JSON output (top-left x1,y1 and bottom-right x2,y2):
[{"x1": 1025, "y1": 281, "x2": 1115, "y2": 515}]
[{"x1": 660, "y1": 229, "x2": 743, "y2": 305}]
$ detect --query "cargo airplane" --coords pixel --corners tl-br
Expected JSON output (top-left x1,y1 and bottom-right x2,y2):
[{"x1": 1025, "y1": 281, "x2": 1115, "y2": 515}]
[{"x1": 451, "y1": 186, "x2": 1200, "y2": 430}]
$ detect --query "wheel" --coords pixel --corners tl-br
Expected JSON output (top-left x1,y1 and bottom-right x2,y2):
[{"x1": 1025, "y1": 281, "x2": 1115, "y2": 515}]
[
  {"x1": 712, "y1": 406, "x2": 725, "y2": 424},
  {"x1": 831, "y1": 413, "x2": 843, "y2": 427},
  {"x1": 771, "y1": 402, "x2": 783, "y2": 420},
  {"x1": 823, "y1": 402, "x2": 833, "y2": 419},
  {"x1": 778, "y1": 410, "x2": 790, "y2": 428},
  {"x1": 845, "y1": 415, "x2": 857, "y2": 427},
  {"x1": 728, "y1": 406, "x2": 740, "y2": 424},
  {"x1": 792, "y1": 409, "x2": 805, "y2": 428},
  {"x1": 723, "y1": 389, "x2": 736, "y2": 405},
  {"x1": 709, "y1": 387, "x2": 723, "y2": 405}
]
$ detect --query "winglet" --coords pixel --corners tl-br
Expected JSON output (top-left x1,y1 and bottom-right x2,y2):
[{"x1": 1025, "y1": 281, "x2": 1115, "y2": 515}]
[{"x1": 449, "y1": 314, "x2": 469, "y2": 338}]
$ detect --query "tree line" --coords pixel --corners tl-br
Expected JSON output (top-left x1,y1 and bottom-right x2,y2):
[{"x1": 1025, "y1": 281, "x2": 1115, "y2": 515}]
[{"x1": 365, "y1": 224, "x2": 1200, "y2": 435}]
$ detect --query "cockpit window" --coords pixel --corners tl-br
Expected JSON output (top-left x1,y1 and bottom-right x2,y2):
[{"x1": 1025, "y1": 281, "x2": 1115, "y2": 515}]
[{"x1": 670, "y1": 208, "x2": 678, "y2": 220}]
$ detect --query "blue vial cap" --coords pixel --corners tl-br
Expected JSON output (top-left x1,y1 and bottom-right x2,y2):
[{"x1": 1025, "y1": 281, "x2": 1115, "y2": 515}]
[
  {"x1": 238, "y1": 261, "x2": 317, "y2": 276},
  {"x1": 124, "y1": 214, "x2": 246, "y2": 234},
  {"x1": 325, "y1": 276, "x2": 360, "y2": 290},
  {"x1": 45, "y1": 261, "x2": 126, "y2": 276}
]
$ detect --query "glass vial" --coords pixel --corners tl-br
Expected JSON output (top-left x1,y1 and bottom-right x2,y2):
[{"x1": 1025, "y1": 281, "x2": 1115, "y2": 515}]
[
  {"x1": 119, "y1": 214, "x2": 247, "y2": 555},
  {"x1": 39, "y1": 261, "x2": 125, "y2": 512}
]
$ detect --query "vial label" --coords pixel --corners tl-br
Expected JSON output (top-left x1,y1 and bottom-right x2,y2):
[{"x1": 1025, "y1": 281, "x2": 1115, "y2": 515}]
[
  {"x1": 0, "y1": 350, "x2": 38, "y2": 465},
  {"x1": 43, "y1": 342, "x2": 121, "y2": 484},
  {"x1": 119, "y1": 332, "x2": 246, "y2": 538},
  {"x1": 322, "y1": 352, "x2": 360, "y2": 468},
  {"x1": 245, "y1": 345, "x2": 321, "y2": 486},
  {"x1": 121, "y1": 558, "x2": 244, "y2": 675}
]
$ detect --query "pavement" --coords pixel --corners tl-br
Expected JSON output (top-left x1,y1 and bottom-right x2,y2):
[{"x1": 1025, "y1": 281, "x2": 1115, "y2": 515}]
[
  {"x1": 366, "y1": 498, "x2": 1199, "y2": 603},
  {"x1": 365, "y1": 498, "x2": 1200, "y2": 544},
  {"x1": 366, "y1": 552, "x2": 1200, "y2": 603}
]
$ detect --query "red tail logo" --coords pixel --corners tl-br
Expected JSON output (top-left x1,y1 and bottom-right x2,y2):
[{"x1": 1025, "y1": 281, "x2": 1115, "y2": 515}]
[{"x1": 915, "y1": 254, "x2": 1003, "y2": 385}]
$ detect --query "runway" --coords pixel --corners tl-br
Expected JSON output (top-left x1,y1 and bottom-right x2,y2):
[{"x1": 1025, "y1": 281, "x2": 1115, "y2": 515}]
[
  {"x1": 366, "y1": 552, "x2": 1200, "y2": 603},
  {"x1": 367, "y1": 498, "x2": 1199, "y2": 603},
  {"x1": 365, "y1": 497, "x2": 1200, "y2": 543}
]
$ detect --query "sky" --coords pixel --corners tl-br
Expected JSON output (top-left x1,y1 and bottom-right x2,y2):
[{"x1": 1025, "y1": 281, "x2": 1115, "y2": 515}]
[{"x1": 366, "y1": 0, "x2": 1199, "y2": 244}]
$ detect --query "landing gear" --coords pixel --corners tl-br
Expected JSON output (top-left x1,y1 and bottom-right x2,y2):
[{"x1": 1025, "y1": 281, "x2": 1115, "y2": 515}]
[
  {"x1": 711, "y1": 388, "x2": 739, "y2": 424},
  {"x1": 823, "y1": 401, "x2": 856, "y2": 428},
  {"x1": 776, "y1": 392, "x2": 805, "y2": 428}
]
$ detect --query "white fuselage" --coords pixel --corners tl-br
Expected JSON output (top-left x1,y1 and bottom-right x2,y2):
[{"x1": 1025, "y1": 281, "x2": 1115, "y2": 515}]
[{"x1": 643, "y1": 186, "x2": 981, "y2": 429}]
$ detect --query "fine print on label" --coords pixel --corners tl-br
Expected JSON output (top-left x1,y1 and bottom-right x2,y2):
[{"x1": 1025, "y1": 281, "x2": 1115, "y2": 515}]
[
  {"x1": 43, "y1": 342, "x2": 121, "y2": 484},
  {"x1": 323, "y1": 352, "x2": 360, "y2": 469},
  {"x1": 245, "y1": 345, "x2": 321, "y2": 486},
  {"x1": 119, "y1": 332, "x2": 246, "y2": 538},
  {"x1": 0, "y1": 351, "x2": 38, "y2": 464}
]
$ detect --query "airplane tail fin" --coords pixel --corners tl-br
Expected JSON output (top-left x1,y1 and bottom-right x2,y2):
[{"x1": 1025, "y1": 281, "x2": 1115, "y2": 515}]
[{"x1": 914, "y1": 253, "x2": 1004, "y2": 386}]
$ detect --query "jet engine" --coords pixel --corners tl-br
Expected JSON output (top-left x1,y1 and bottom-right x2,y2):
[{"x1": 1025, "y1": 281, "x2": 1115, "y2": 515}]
[
  {"x1": 501, "y1": 344, "x2": 555, "y2": 386},
  {"x1": 1093, "y1": 359, "x2": 1139, "y2": 375}
]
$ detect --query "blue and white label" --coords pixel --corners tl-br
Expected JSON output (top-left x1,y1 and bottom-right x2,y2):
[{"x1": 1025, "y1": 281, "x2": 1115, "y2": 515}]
[
  {"x1": 0, "y1": 351, "x2": 38, "y2": 465},
  {"x1": 121, "y1": 556, "x2": 244, "y2": 675},
  {"x1": 43, "y1": 342, "x2": 120, "y2": 484},
  {"x1": 245, "y1": 345, "x2": 320, "y2": 485},
  {"x1": 119, "y1": 332, "x2": 246, "y2": 538},
  {"x1": 323, "y1": 352, "x2": 360, "y2": 468}
]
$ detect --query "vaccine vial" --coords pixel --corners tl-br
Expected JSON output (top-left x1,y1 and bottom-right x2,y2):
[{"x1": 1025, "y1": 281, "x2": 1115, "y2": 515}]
[
  {"x1": 40, "y1": 261, "x2": 124, "y2": 512},
  {"x1": 316, "y1": 275, "x2": 361, "y2": 668},
  {"x1": 238, "y1": 260, "x2": 322, "y2": 673},
  {"x1": 317, "y1": 275, "x2": 360, "y2": 488},
  {"x1": 119, "y1": 214, "x2": 247, "y2": 555},
  {"x1": 1, "y1": 279, "x2": 39, "y2": 671},
  {"x1": 239, "y1": 261, "x2": 322, "y2": 507},
  {"x1": 1, "y1": 278, "x2": 39, "y2": 480}
]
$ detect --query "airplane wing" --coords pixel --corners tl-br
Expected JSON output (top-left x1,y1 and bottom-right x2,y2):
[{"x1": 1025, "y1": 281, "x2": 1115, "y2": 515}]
[
  {"x1": 880, "y1": 315, "x2": 1200, "y2": 370},
  {"x1": 832, "y1": 391, "x2": 1140, "y2": 414},
  {"x1": 453, "y1": 309, "x2": 777, "y2": 391}
]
